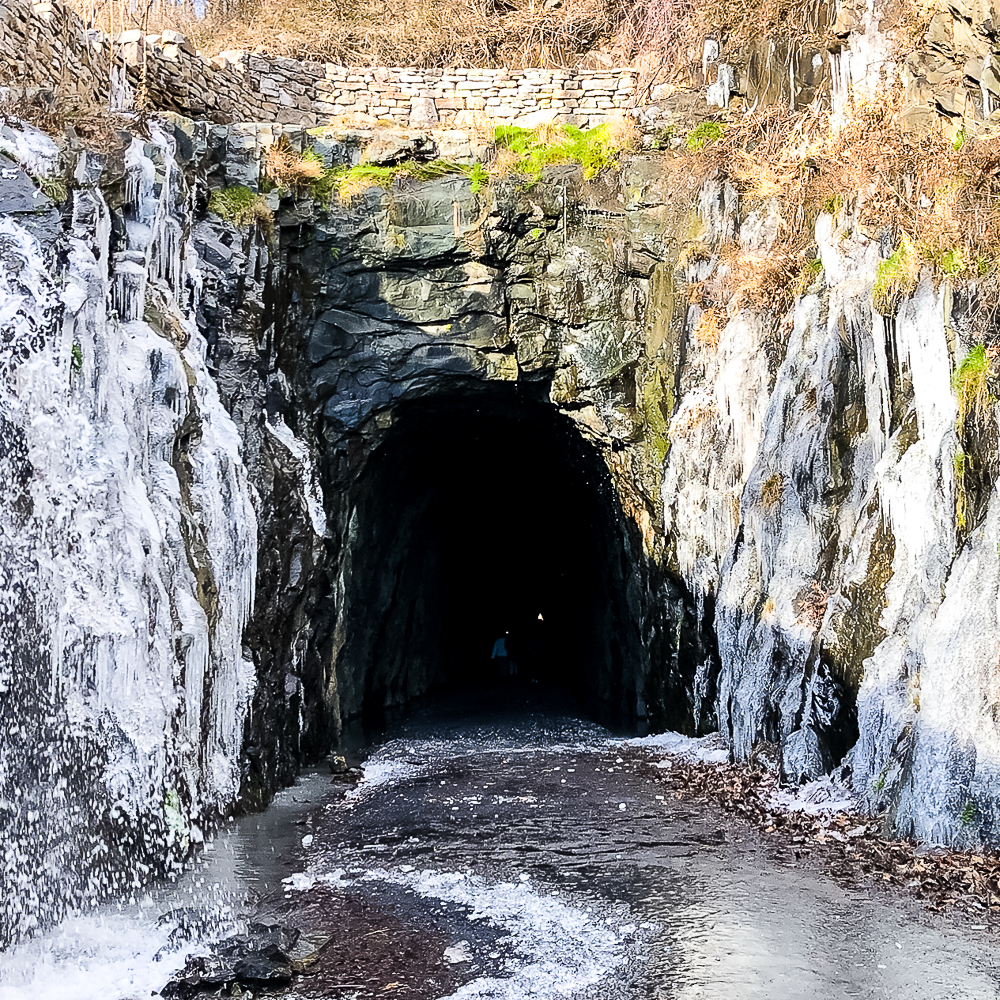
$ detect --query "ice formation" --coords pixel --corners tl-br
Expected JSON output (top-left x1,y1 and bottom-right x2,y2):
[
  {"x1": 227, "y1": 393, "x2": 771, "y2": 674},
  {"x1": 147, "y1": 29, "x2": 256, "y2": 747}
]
[{"x1": 0, "y1": 121, "x2": 257, "y2": 944}]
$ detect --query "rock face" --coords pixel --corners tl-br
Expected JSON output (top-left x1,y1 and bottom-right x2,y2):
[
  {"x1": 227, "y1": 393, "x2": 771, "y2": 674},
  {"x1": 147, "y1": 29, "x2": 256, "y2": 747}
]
[
  {"x1": 193, "y1": 119, "x2": 1000, "y2": 858},
  {"x1": 0, "y1": 122, "x2": 258, "y2": 945},
  {"x1": 6, "y1": 38, "x2": 1000, "y2": 943}
]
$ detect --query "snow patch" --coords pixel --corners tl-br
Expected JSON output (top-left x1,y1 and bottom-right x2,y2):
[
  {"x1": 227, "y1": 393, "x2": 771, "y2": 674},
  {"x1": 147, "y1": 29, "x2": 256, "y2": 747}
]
[{"x1": 624, "y1": 730, "x2": 730, "y2": 764}]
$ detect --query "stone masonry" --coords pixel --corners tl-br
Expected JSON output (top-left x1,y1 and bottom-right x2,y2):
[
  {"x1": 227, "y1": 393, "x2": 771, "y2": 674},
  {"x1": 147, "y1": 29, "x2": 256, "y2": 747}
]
[{"x1": 0, "y1": 0, "x2": 636, "y2": 127}]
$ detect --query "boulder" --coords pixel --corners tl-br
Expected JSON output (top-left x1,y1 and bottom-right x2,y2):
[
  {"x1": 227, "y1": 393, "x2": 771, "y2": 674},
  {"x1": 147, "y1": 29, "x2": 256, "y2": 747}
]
[
  {"x1": 159, "y1": 922, "x2": 299, "y2": 999},
  {"x1": 0, "y1": 153, "x2": 52, "y2": 214}
]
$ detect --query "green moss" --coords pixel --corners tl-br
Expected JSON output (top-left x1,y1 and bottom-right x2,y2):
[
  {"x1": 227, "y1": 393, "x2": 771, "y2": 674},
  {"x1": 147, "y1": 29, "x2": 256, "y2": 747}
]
[
  {"x1": 960, "y1": 800, "x2": 978, "y2": 825},
  {"x1": 36, "y1": 174, "x2": 68, "y2": 203},
  {"x1": 208, "y1": 185, "x2": 274, "y2": 241},
  {"x1": 872, "y1": 241, "x2": 917, "y2": 316},
  {"x1": 70, "y1": 341, "x2": 83, "y2": 375},
  {"x1": 952, "y1": 128, "x2": 970, "y2": 152},
  {"x1": 684, "y1": 121, "x2": 724, "y2": 152},
  {"x1": 954, "y1": 448, "x2": 968, "y2": 529},
  {"x1": 953, "y1": 343, "x2": 993, "y2": 436},
  {"x1": 316, "y1": 159, "x2": 480, "y2": 204},
  {"x1": 642, "y1": 370, "x2": 671, "y2": 463},
  {"x1": 822, "y1": 194, "x2": 844, "y2": 215},
  {"x1": 920, "y1": 243, "x2": 970, "y2": 278},
  {"x1": 468, "y1": 161, "x2": 489, "y2": 195},
  {"x1": 652, "y1": 125, "x2": 676, "y2": 149},
  {"x1": 938, "y1": 247, "x2": 966, "y2": 276},
  {"x1": 791, "y1": 257, "x2": 823, "y2": 297},
  {"x1": 493, "y1": 123, "x2": 629, "y2": 180}
]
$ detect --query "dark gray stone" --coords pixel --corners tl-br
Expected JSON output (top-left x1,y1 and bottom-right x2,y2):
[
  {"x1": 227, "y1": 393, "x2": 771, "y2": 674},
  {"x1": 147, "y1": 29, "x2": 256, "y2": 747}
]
[{"x1": 0, "y1": 154, "x2": 52, "y2": 214}]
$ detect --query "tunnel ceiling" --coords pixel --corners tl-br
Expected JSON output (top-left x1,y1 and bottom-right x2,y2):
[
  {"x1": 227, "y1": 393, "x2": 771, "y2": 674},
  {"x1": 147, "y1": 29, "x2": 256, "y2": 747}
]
[{"x1": 328, "y1": 380, "x2": 646, "y2": 728}]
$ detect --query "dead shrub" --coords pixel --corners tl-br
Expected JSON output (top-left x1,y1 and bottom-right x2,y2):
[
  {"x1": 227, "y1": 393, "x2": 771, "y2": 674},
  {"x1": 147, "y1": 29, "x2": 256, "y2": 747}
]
[
  {"x1": 263, "y1": 142, "x2": 323, "y2": 191},
  {"x1": 715, "y1": 240, "x2": 812, "y2": 314},
  {"x1": 685, "y1": 280, "x2": 707, "y2": 306},
  {"x1": 677, "y1": 242, "x2": 713, "y2": 270},
  {"x1": 693, "y1": 306, "x2": 726, "y2": 349},
  {"x1": 532, "y1": 120, "x2": 565, "y2": 146},
  {"x1": 486, "y1": 146, "x2": 525, "y2": 179},
  {"x1": 796, "y1": 582, "x2": 829, "y2": 631},
  {"x1": 469, "y1": 112, "x2": 497, "y2": 144},
  {"x1": 606, "y1": 113, "x2": 642, "y2": 153}
]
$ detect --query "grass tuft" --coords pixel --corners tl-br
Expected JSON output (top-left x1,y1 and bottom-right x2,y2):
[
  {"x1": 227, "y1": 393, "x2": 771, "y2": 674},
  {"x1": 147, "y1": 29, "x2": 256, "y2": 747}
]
[
  {"x1": 872, "y1": 237, "x2": 919, "y2": 317},
  {"x1": 208, "y1": 185, "x2": 274, "y2": 241},
  {"x1": 263, "y1": 142, "x2": 324, "y2": 192},
  {"x1": 953, "y1": 344, "x2": 994, "y2": 437},
  {"x1": 685, "y1": 121, "x2": 724, "y2": 152},
  {"x1": 314, "y1": 159, "x2": 484, "y2": 204},
  {"x1": 491, "y1": 123, "x2": 636, "y2": 181}
]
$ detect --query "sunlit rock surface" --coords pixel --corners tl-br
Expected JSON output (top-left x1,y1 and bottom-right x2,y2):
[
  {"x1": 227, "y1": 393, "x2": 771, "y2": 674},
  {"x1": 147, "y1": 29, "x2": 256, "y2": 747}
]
[{"x1": 4, "y1": 95, "x2": 1000, "y2": 948}]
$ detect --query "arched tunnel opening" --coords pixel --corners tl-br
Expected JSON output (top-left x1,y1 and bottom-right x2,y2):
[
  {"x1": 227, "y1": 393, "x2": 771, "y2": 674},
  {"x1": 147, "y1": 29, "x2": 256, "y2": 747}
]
[{"x1": 330, "y1": 380, "x2": 646, "y2": 732}]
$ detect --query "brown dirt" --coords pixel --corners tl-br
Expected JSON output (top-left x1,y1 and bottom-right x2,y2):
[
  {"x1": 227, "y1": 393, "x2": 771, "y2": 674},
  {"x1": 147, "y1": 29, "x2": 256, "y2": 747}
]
[{"x1": 262, "y1": 882, "x2": 475, "y2": 999}]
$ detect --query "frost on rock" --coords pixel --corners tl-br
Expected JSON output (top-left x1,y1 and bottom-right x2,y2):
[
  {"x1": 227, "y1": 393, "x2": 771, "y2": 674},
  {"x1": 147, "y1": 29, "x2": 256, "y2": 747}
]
[
  {"x1": 0, "y1": 119, "x2": 60, "y2": 178},
  {"x1": 0, "y1": 122, "x2": 257, "y2": 946},
  {"x1": 663, "y1": 190, "x2": 1000, "y2": 846}
]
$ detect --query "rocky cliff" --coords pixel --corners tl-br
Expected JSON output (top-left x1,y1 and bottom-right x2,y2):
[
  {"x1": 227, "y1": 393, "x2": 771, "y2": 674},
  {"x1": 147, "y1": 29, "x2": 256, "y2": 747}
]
[{"x1": 5, "y1": 0, "x2": 1000, "y2": 951}]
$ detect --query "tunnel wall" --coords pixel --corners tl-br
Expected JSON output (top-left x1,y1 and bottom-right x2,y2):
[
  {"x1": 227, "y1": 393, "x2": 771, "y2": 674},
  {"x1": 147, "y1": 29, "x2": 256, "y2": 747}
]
[
  {"x1": 191, "y1": 107, "x2": 1000, "y2": 851},
  {"x1": 329, "y1": 386, "x2": 647, "y2": 727},
  {"x1": 245, "y1": 161, "x2": 693, "y2": 745}
]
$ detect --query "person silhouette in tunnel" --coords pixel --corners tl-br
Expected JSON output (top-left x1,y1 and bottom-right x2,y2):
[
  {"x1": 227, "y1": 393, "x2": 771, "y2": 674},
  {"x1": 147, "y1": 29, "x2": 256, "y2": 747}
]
[{"x1": 492, "y1": 632, "x2": 510, "y2": 678}]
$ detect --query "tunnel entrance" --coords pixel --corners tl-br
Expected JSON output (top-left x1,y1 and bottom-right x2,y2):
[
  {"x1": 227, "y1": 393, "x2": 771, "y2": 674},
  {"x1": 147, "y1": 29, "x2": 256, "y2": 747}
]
[{"x1": 331, "y1": 380, "x2": 645, "y2": 731}]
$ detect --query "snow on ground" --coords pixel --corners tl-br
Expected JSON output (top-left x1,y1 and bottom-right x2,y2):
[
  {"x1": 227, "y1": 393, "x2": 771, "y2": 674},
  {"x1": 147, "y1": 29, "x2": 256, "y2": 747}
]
[
  {"x1": 768, "y1": 773, "x2": 857, "y2": 816},
  {"x1": 622, "y1": 730, "x2": 730, "y2": 763},
  {"x1": 284, "y1": 865, "x2": 648, "y2": 999}
]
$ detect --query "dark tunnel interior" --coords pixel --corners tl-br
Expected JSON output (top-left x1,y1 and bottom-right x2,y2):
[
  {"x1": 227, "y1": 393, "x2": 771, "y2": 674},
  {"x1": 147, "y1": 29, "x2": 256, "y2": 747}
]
[{"x1": 331, "y1": 381, "x2": 644, "y2": 730}]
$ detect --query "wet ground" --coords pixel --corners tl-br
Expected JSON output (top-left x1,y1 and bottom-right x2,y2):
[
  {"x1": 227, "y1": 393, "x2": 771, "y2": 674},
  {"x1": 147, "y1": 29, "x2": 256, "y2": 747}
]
[{"x1": 2, "y1": 687, "x2": 999, "y2": 999}]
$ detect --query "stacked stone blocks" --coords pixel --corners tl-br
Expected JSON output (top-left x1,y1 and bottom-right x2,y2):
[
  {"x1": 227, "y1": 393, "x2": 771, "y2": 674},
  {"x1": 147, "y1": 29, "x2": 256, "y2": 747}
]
[{"x1": 0, "y1": 0, "x2": 636, "y2": 127}]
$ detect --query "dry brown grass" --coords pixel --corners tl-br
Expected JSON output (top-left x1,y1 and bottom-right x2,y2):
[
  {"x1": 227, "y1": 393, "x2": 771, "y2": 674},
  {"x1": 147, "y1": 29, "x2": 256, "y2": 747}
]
[
  {"x1": 87, "y1": 0, "x2": 631, "y2": 68},
  {"x1": 671, "y1": 95, "x2": 1000, "y2": 323},
  {"x1": 486, "y1": 145, "x2": 525, "y2": 179},
  {"x1": 468, "y1": 112, "x2": 497, "y2": 144},
  {"x1": 716, "y1": 241, "x2": 815, "y2": 313},
  {"x1": 693, "y1": 306, "x2": 725, "y2": 349},
  {"x1": 263, "y1": 141, "x2": 323, "y2": 190},
  {"x1": 65, "y1": 0, "x2": 838, "y2": 72},
  {"x1": 606, "y1": 113, "x2": 642, "y2": 153},
  {"x1": 760, "y1": 472, "x2": 784, "y2": 508},
  {"x1": 531, "y1": 120, "x2": 564, "y2": 146}
]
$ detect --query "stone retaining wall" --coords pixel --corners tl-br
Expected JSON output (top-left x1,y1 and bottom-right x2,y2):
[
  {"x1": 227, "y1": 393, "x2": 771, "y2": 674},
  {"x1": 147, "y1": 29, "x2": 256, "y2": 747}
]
[
  {"x1": 4, "y1": 0, "x2": 998, "y2": 139},
  {"x1": 0, "y1": 0, "x2": 110, "y2": 110},
  {"x1": 0, "y1": 0, "x2": 636, "y2": 126}
]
